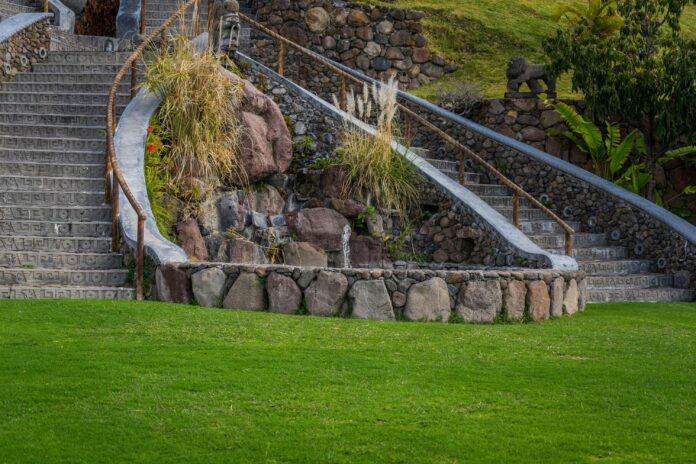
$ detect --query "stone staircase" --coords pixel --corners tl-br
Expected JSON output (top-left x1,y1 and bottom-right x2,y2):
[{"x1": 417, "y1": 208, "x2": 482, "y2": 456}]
[
  {"x1": 0, "y1": 50, "x2": 135, "y2": 299},
  {"x1": 0, "y1": 0, "x2": 38, "y2": 20},
  {"x1": 426, "y1": 157, "x2": 695, "y2": 303},
  {"x1": 143, "y1": 0, "x2": 209, "y2": 37}
]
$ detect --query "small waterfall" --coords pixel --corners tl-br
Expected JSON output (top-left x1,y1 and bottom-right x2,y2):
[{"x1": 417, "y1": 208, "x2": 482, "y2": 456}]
[{"x1": 341, "y1": 224, "x2": 352, "y2": 268}]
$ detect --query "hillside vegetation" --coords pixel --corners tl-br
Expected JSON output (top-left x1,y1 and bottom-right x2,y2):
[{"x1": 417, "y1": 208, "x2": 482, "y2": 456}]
[{"x1": 363, "y1": 0, "x2": 696, "y2": 99}]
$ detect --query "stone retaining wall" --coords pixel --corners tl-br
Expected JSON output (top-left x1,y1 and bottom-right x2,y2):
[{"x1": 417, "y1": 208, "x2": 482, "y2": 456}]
[
  {"x1": 0, "y1": 16, "x2": 51, "y2": 79},
  {"x1": 156, "y1": 263, "x2": 587, "y2": 323},
  {"x1": 249, "y1": 0, "x2": 453, "y2": 90}
]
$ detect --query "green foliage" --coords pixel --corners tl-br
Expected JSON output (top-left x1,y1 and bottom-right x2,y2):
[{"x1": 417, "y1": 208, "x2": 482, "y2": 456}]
[
  {"x1": 144, "y1": 118, "x2": 176, "y2": 241},
  {"x1": 544, "y1": 0, "x2": 696, "y2": 199},
  {"x1": 349, "y1": 205, "x2": 377, "y2": 232},
  {"x1": 307, "y1": 157, "x2": 340, "y2": 170},
  {"x1": 554, "y1": 0, "x2": 624, "y2": 40}
]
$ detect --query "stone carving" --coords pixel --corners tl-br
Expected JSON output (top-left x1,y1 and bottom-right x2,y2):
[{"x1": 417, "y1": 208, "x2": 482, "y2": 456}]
[
  {"x1": 505, "y1": 57, "x2": 556, "y2": 99},
  {"x1": 209, "y1": 0, "x2": 240, "y2": 54}
]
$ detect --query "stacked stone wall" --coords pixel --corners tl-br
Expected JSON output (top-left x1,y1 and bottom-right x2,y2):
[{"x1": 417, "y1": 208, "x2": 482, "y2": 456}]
[{"x1": 0, "y1": 17, "x2": 51, "y2": 79}]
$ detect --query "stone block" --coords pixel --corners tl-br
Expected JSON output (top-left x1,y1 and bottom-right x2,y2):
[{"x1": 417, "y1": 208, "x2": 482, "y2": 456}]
[
  {"x1": 267, "y1": 272, "x2": 302, "y2": 314},
  {"x1": 350, "y1": 280, "x2": 395, "y2": 321},
  {"x1": 305, "y1": 271, "x2": 348, "y2": 316},
  {"x1": 504, "y1": 279, "x2": 526, "y2": 321},
  {"x1": 404, "y1": 277, "x2": 450, "y2": 322},
  {"x1": 527, "y1": 281, "x2": 550, "y2": 321},
  {"x1": 156, "y1": 265, "x2": 192, "y2": 304},
  {"x1": 223, "y1": 272, "x2": 267, "y2": 311},
  {"x1": 456, "y1": 280, "x2": 502, "y2": 323},
  {"x1": 192, "y1": 267, "x2": 227, "y2": 308},
  {"x1": 563, "y1": 279, "x2": 579, "y2": 315},
  {"x1": 550, "y1": 277, "x2": 565, "y2": 317},
  {"x1": 283, "y1": 242, "x2": 328, "y2": 267}
]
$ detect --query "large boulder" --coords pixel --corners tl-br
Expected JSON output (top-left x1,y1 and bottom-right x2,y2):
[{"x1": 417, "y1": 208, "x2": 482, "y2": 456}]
[
  {"x1": 550, "y1": 277, "x2": 565, "y2": 317},
  {"x1": 221, "y1": 68, "x2": 292, "y2": 182},
  {"x1": 155, "y1": 265, "x2": 192, "y2": 304},
  {"x1": 320, "y1": 165, "x2": 347, "y2": 199},
  {"x1": 191, "y1": 267, "x2": 227, "y2": 307},
  {"x1": 223, "y1": 272, "x2": 267, "y2": 310},
  {"x1": 267, "y1": 272, "x2": 302, "y2": 314},
  {"x1": 283, "y1": 241, "x2": 328, "y2": 267},
  {"x1": 305, "y1": 271, "x2": 348, "y2": 316},
  {"x1": 285, "y1": 208, "x2": 349, "y2": 251},
  {"x1": 250, "y1": 185, "x2": 285, "y2": 215},
  {"x1": 404, "y1": 277, "x2": 450, "y2": 322},
  {"x1": 349, "y1": 236, "x2": 390, "y2": 268},
  {"x1": 176, "y1": 218, "x2": 208, "y2": 261},
  {"x1": 350, "y1": 280, "x2": 395, "y2": 321},
  {"x1": 456, "y1": 280, "x2": 502, "y2": 323},
  {"x1": 503, "y1": 280, "x2": 527, "y2": 322},
  {"x1": 228, "y1": 239, "x2": 267, "y2": 264},
  {"x1": 218, "y1": 191, "x2": 248, "y2": 232},
  {"x1": 527, "y1": 281, "x2": 550, "y2": 321},
  {"x1": 563, "y1": 279, "x2": 579, "y2": 315}
]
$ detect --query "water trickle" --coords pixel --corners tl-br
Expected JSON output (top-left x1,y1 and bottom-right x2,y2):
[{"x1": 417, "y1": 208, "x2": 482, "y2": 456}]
[{"x1": 341, "y1": 224, "x2": 352, "y2": 268}]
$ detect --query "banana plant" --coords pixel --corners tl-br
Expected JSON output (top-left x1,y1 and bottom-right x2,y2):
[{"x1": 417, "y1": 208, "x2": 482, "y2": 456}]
[{"x1": 554, "y1": 0, "x2": 624, "y2": 41}]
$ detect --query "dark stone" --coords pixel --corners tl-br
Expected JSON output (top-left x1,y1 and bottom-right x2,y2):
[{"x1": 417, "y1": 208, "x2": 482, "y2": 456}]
[{"x1": 156, "y1": 265, "x2": 192, "y2": 304}]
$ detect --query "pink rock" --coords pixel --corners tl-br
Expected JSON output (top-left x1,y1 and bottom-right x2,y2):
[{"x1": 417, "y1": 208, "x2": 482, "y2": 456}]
[
  {"x1": 177, "y1": 217, "x2": 208, "y2": 261},
  {"x1": 285, "y1": 208, "x2": 349, "y2": 251}
]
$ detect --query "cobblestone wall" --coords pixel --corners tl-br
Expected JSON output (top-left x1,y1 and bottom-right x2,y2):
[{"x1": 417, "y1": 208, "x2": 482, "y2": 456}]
[{"x1": 0, "y1": 17, "x2": 51, "y2": 79}]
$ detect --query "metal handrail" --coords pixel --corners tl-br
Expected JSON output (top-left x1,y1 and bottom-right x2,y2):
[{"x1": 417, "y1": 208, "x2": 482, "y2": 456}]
[
  {"x1": 238, "y1": 13, "x2": 575, "y2": 255},
  {"x1": 105, "y1": 0, "x2": 202, "y2": 300}
]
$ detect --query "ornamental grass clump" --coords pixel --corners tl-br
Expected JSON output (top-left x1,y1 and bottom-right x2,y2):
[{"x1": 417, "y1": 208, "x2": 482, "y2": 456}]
[
  {"x1": 144, "y1": 36, "x2": 245, "y2": 196},
  {"x1": 333, "y1": 77, "x2": 419, "y2": 218}
]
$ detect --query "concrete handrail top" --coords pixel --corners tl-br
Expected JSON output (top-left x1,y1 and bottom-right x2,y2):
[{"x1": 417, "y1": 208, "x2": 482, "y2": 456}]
[{"x1": 0, "y1": 13, "x2": 52, "y2": 43}]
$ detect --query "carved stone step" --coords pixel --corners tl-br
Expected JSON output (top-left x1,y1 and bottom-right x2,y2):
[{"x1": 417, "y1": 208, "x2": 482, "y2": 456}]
[
  {"x1": 0, "y1": 220, "x2": 111, "y2": 237},
  {"x1": 0, "y1": 191, "x2": 106, "y2": 207},
  {"x1": 531, "y1": 233, "x2": 606, "y2": 249},
  {"x1": 16, "y1": 72, "x2": 126, "y2": 84},
  {"x1": 0, "y1": 176, "x2": 104, "y2": 192},
  {"x1": 587, "y1": 273, "x2": 673, "y2": 288},
  {"x1": 0, "y1": 268, "x2": 128, "y2": 286},
  {"x1": 0, "y1": 91, "x2": 129, "y2": 106},
  {"x1": 0, "y1": 125, "x2": 106, "y2": 139},
  {"x1": 0, "y1": 137, "x2": 105, "y2": 151},
  {"x1": 478, "y1": 195, "x2": 531, "y2": 208},
  {"x1": 436, "y1": 170, "x2": 481, "y2": 183},
  {"x1": 0, "y1": 251, "x2": 122, "y2": 270},
  {"x1": 31, "y1": 63, "x2": 128, "y2": 74},
  {"x1": 588, "y1": 287, "x2": 694, "y2": 303},
  {"x1": 0, "y1": 149, "x2": 104, "y2": 165},
  {"x1": 0, "y1": 102, "x2": 126, "y2": 116},
  {"x1": 549, "y1": 246, "x2": 628, "y2": 260},
  {"x1": 0, "y1": 82, "x2": 130, "y2": 95},
  {"x1": 463, "y1": 183, "x2": 510, "y2": 196},
  {"x1": 0, "y1": 235, "x2": 111, "y2": 253},
  {"x1": 0, "y1": 205, "x2": 111, "y2": 222},
  {"x1": 0, "y1": 113, "x2": 107, "y2": 127},
  {"x1": 44, "y1": 52, "x2": 132, "y2": 64},
  {"x1": 0, "y1": 286, "x2": 135, "y2": 299},
  {"x1": 518, "y1": 220, "x2": 581, "y2": 235},
  {"x1": 580, "y1": 259, "x2": 652, "y2": 275},
  {"x1": 497, "y1": 207, "x2": 553, "y2": 221},
  {"x1": 0, "y1": 162, "x2": 105, "y2": 178}
]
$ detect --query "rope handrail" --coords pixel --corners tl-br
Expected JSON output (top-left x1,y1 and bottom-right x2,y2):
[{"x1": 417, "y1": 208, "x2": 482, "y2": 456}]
[
  {"x1": 238, "y1": 13, "x2": 575, "y2": 255},
  {"x1": 105, "y1": 0, "x2": 202, "y2": 300}
]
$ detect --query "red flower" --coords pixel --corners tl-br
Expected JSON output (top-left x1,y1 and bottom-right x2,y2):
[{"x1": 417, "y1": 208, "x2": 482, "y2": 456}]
[
  {"x1": 147, "y1": 127, "x2": 153, "y2": 134},
  {"x1": 147, "y1": 144, "x2": 156, "y2": 152}
]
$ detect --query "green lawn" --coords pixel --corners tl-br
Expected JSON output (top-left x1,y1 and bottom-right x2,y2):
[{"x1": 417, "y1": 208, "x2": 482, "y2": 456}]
[
  {"x1": 1, "y1": 300, "x2": 696, "y2": 463},
  {"x1": 360, "y1": 0, "x2": 696, "y2": 99}
]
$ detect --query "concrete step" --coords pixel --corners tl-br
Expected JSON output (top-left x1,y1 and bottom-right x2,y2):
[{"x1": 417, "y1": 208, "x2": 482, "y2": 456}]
[
  {"x1": 44, "y1": 51, "x2": 132, "y2": 64},
  {"x1": 0, "y1": 161, "x2": 105, "y2": 178},
  {"x1": 549, "y1": 246, "x2": 629, "y2": 260},
  {"x1": 580, "y1": 259, "x2": 652, "y2": 275},
  {"x1": 0, "y1": 175, "x2": 104, "y2": 192},
  {"x1": 0, "y1": 102, "x2": 126, "y2": 116},
  {"x1": 0, "y1": 268, "x2": 128, "y2": 286},
  {"x1": 15, "y1": 72, "x2": 129, "y2": 84},
  {"x1": 0, "y1": 235, "x2": 111, "y2": 253},
  {"x1": 0, "y1": 251, "x2": 122, "y2": 270},
  {"x1": 588, "y1": 287, "x2": 694, "y2": 303},
  {"x1": 518, "y1": 220, "x2": 581, "y2": 235},
  {"x1": 31, "y1": 63, "x2": 129, "y2": 74},
  {"x1": 587, "y1": 273, "x2": 673, "y2": 289},
  {"x1": 439, "y1": 170, "x2": 481, "y2": 184},
  {"x1": 0, "y1": 82, "x2": 130, "y2": 95},
  {"x1": 0, "y1": 125, "x2": 106, "y2": 139},
  {"x1": 0, "y1": 136, "x2": 104, "y2": 151},
  {"x1": 0, "y1": 91, "x2": 129, "y2": 106},
  {"x1": 0, "y1": 113, "x2": 106, "y2": 127},
  {"x1": 0, "y1": 286, "x2": 135, "y2": 299},
  {"x1": 463, "y1": 183, "x2": 511, "y2": 196},
  {"x1": 0, "y1": 205, "x2": 111, "y2": 222},
  {"x1": 478, "y1": 195, "x2": 531, "y2": 208},
  {"x1": 497, "y1": 207, "x2": 553, "y2": 221},
  {"x1": 0, "y1": 219, "x2": 111, "y2": 237},
  {"x1": 531, "y1": 233, "x2": 607, "y2": 249},
  {"x1": 0, "y1": 191, "x2": 105, "y2": 207},
  {"x1": 0, "y1": 149, "x2": 104, "y2": 165}
]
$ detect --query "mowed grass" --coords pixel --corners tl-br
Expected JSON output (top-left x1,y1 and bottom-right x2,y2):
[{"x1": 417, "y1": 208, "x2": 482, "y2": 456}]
[
  {"x1": 1, "y1": 300, "x2": 696, "y2": 463},
  {"x1": 360, "y1": 0, "x2": 696, "y2": 99}
]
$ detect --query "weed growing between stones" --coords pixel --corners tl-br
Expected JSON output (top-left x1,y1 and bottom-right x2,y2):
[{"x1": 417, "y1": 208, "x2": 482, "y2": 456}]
[{"x1": 333, "y1": 77, "x2": 420, "y2": 219}]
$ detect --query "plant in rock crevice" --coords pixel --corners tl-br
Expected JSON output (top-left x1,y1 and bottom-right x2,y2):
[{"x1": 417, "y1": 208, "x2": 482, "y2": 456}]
[{"x1": 332, "y1": 77, "x2": 420, "y2": 219}]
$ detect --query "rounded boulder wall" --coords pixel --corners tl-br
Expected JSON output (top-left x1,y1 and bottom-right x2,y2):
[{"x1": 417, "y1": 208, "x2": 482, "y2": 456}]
[
  {"x1": 305, "y1": 7, "x2": 331, "y2": 33},
  {"x1": 221, "y1": 69, "x2": 292, "y2": 183}
]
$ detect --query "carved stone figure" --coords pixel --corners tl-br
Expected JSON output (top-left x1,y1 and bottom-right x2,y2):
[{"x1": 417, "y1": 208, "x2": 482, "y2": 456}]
[
  {"x1": 505, "y1": 56, "x2": 557, "y2": 99},
  {"x1": 209, "y1": 0, "x2": 241, "y2": 54}
]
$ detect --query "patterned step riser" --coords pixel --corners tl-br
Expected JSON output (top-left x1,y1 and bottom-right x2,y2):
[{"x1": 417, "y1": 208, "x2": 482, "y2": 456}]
[
  {"x1": 588, "y1": 288, "x2": 694, "y2": 303},
  {"x1": 532, "y1": 233, "x2": 607, "y2": 249},
  {"x1": 0, "y1": 114, "x2": 106, "y2": 126},
  {"x1": 499, "y1": 209, "x2": 555, "y2": 221},
  {"x1": 0, "y1": 287, "x2": 135, "y2": 299},
  {"x1": 439, "y1": 171, "x2": 481, "y2": 184},
  {"x1": 0, "y1": 252, "x2": 122, "y2": 270},
  {"x1": 0, "y1": 126, "x2": 105, "y2": 138},
  {"x1": 465, "y1": 184, "x2": 511, "y2": 196},
  {"x1": 0, "y1": 177, "x2": 104, "y2": 192},
  {"x1": 0, "y1": 83, "x2": 130, "y2": 94},
  {"x1": 0, "y1": 151, "x2": 104, "y2": 165},
  {"x1": 549, "y1": 247, "x2": 629, "y2": 260},
  {"x1": 0, "y1": 207, "x2": 111, "y2": 222},
  {"x1": 0, "y1": 269, "x2": 128, "y2": 286},
  {"x1": 0, "y1": 103, "x2": 126, "y2": 116},
  {"x1": 0, "y1": 163, "x2": 105, "y2": 178},
  {"x1": 0, "y1": 93, "x2": 129, "y2": 105},
  {"x1": 0, "y1": 236, "x2": 111, "y2": 253},
  {"x1": 478, "y1": 196, "x2": 531, "y2": 208},
  {"x1": 45, "y1": 53, "x2": 131, "y2": 65},
  {"x1": 518, "y1": 221, "x2": 581, "y2": 235},
  {"x1": 0, "y1": 139, "x2": 104, "y2": 151},
  {"x1": 32, "y1": 64, "x2": 127, "y2": 74},
  {"x1": 0, "y1": 221, "x2": 111, "y2": 237},
  {"x1": 588, "y1": 274, "x2": 673, "y2": 288},
  {"x1": 580, "y1": 260, "x2": 652, "y2": 275},
  {"x1": 16, "y1": 73, "x2": 124, "y2": 84},
  {"x1": 0, "y1": 192, "x2": 104, "y2": 207}
]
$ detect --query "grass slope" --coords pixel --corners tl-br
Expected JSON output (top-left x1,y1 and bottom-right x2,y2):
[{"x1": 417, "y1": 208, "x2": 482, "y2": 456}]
[
  {"x1": 360, "y1": 0, "x2": 696, "y2": 99},
  {"x1": 1, "y1": 301, "x2": 696, "y2": 462}
]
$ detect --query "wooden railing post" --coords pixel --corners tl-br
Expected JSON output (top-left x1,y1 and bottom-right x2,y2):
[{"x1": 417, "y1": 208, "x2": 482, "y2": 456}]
[
  {"x1": 111, "y1": 180, "x2": 120, "y2": 253},
  {"x1": 136, "y1": 217, "x2": 145, "y2": 300},
  {"x1": 43, "y1": 0, "x2": 48, "y2": 13},
  {"x1": 139, "y1": 0, "x2": 146, "y2": 35},
  {"x1": 194, "y1": 0, "x2": 201, "y2": 36},
  {"x1": 340, "y1": 76, "x2": 347, "y2": 111},
  {"x1": 104, "y1": 155, "x2": 112, "y2": 203},
  {"x1": 458, "y1": 153, "x2": 466, "y2": 185},
  {"x1": 512, "y1": 192, "x2": 520, "y2": 227},
  {"x1": 277, "y1": 41, "x2": 284, "y2": 76},
  {"x1": 565, "y1": 231, "x2": 572, "y2": 256}
]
